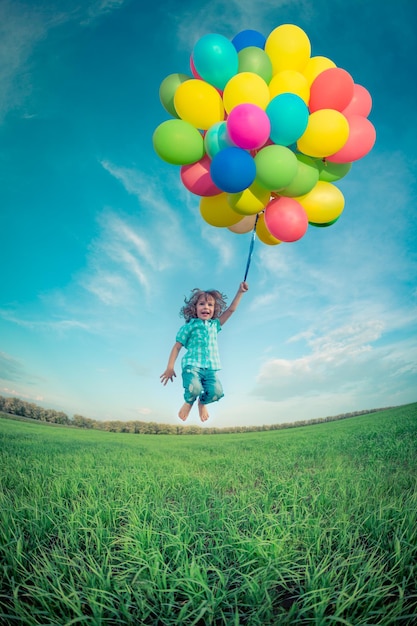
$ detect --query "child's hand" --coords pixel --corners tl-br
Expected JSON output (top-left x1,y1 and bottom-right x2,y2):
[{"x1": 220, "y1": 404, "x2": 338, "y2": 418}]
[
  {"x1": 240, "y1": 281, "x2": 249, "y2": 292},
  {"x1": 160, "y1": 369, "x2": 176, "y2": 385}
]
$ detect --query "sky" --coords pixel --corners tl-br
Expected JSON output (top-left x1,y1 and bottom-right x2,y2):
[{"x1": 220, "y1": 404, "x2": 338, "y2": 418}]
[{"x1": 1, "y1": 0, "x2": 416, "y2": 428}]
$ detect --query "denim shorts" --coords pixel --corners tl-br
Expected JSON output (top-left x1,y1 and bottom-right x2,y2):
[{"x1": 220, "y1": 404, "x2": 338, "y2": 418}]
[{"x1": 182, "y1": 366, "x2": 224, "y2": 405}]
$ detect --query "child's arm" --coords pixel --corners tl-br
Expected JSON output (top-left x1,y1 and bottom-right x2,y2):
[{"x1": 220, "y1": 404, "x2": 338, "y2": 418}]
[
  {"x1": 219, "y1": 281, "x2": 248, "y2": 326},
  {"x1": 160, "y1": 341, "x2": 183, "y2": 385}
]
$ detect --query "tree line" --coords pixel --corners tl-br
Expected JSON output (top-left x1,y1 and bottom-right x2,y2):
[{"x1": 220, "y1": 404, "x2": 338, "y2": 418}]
[{"x1": 0, "y1": 394, "x2": 394, "y2": 435}]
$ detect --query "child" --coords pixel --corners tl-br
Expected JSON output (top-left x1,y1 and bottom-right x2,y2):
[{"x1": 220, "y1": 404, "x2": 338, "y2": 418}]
[{"x1": 160, "y1": 282, "x2": 249, "y2": 422}]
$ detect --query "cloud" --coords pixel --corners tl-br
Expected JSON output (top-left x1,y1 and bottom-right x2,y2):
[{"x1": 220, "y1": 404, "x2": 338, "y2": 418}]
[
  {"x1": 0, "y1": 351, "x2": 43, "y2": 385},
  {"x1": 253, "y1": 317, "x2": 417, "y2": 402},
  {"x1": 0, "y1": 309, "x2": 91, "y2": 333}
]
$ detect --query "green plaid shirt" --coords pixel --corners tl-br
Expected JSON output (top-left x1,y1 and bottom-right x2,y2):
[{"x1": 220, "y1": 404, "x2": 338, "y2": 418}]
[{"x1": 176, "y1": 318, "x2": 222, "y2": 370}]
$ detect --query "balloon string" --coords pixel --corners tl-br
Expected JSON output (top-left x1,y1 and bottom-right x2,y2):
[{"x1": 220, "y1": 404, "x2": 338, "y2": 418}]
[{"x1": 243, "y1": 214, "x2": 259, "y2": 282}]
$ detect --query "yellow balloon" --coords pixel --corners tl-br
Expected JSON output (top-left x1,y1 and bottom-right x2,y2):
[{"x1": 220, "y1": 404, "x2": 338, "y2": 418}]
[
  {"x1": 222, "y1": 72, "x2": 270, "y2": 113},
  {"x1": 227, "y1": 182, "x2": 271, "y2": 215},
  {"x1": 200, "y1": 194, "x2": 242, "y2": 227},
  {"x1": 303, "y1": 56, "x2": 336, "y2": 86},
  {"x1": 174, "y1": 79, "x2": 225, "y2": 130},
  {"x1": 269, "y1": 70, "x2": 310, "y2": 104},
  {"x1": 256, "y1": 212, "x2": 282, "y2": 245},
  {"x1": 265, "y1": 24, "x2": 311, "y2": 74},
  {"x1": 296, "y1": 181, "x2": 345, "y2": 223},
  {"x1": 228, "y1": 215, "x2": 257, "y2": 233},
  {"x1": 297, "y1": 110, "x2": 349, "y2": 158}
]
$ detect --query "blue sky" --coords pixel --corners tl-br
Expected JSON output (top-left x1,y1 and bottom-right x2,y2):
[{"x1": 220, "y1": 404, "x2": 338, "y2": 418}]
[{"x1": 1, "y1": 0, "x2": 416, "y2": 428}]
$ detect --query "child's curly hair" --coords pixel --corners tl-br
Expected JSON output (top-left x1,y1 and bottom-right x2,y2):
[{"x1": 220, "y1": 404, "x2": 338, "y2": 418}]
[{"x1": 180, "y1": 289, "x2": 228, "y2": 322}]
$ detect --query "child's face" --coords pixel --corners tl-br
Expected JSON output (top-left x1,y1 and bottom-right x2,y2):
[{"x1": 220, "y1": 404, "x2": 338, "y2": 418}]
[{"x1": 196, "y1": 294, "x2": 215, "y2": 320}]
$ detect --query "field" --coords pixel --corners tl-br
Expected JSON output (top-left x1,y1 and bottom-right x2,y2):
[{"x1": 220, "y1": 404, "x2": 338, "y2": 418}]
[{"x1": 1, "y1": 404, "x2": 416, "y2": 625}]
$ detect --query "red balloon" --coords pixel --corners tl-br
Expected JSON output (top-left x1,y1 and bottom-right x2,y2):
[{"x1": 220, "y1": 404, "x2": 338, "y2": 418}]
[
  {"x1": 181, "y1": 155, "x2": 222, "y2": 196},
  {"x1": 342, "y1": 84, "x2": 372, "y2": 117},
  {"x1": 327, "y1": 115, "x2": 376, "y2": 163},
  {"x1": 309, "y1": 68, "x2": 354, "y2": 112},
  {"x1": 264, "y1": 196, "x2": 308, "y2": 242}
]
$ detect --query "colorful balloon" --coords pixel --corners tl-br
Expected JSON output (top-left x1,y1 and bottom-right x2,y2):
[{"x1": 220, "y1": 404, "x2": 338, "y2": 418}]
[
  {"x1": 154, "y1": 22, "x2": 376, "y2": 248},
  {"x1": 279, "y1": 154, "x2": 319, "y2": 197},
  {"x1": 327, "y1": 115, "x2": 376, "y2": 163},
  {"x1": 317, "y1": 160, "x2": 352, "y2": 182},
  {"x1": 297, "y1": 109, "x2": 349, "y2": 158},
  {"x1": 210, "y1": 147, "x2": 256, "y2": 193},
  {"x1": 204, "y1": 121, "x2": 235, "y2": 158},
  {"x1": 269, "y1": 70, "x2": 310, "y2": 104},
  {"x1": 228, "y1": 215, "x2": 258, "y2": 233},
  {"x1": 159, "y1": 73, "x2": 192, "y2": 118},
  {"x1": 296, "y1": 181, "x2": 345, "y2": 223},
  {"x1": 174, "y1": 79, "x2": 224, "y2": 130},
  {"x1": 255, "y1": 145, "x2": 298, "y2": 190},
  {"x1": 228, "y1": 181, "x2": 271, "y2": 215},
  {"x1": 309, "y1": 68, "x2": 355, "y2": 112},
  {"x1": 265, "y1": 24, "x2": 311, "y2": 74},
  {"x1": 266, "y1": 93, "x2": 309, "y2": 146},
  {"x1": 256, "y1": 212, "x2": 282, "y2": 245},
  {"x1": 222, "y1": 72, "x2": 270, "y2": 113},
  {"x1": 303, "y1": 56, "x2": 336, "y2": 86},
  {"x1": 342, "y1": 84, "x2": 373, "y2": 117},
  {"x1": 227, "y1": 103, "x2": 271, "y2": 150},
  {"x1": 232, "y1": 29, "x2": 266, "y2": 51},
  {"x1": 192, "y1": 33, "x2": 239, "y2": 90},
  {"x1": 200, "y1": 193, "x2": 243, "y2": 227},
  {"x1": 264, "y1": 196, "x2": 308, "y2": 242},
  {"x1": 152, "y1": 120, "x2": 205, "y2": 165},
  {"x1": 237, "y1": 46, "x2": 273, "y2": 83},
  {"x1": 180, "y1": 155, "x2": 222, "y2": 196}
]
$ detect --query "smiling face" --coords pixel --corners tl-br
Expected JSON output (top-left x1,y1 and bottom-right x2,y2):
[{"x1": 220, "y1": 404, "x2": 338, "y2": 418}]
[{"x1": 196, "y1": 294, "x2": 215, "y2": 320}]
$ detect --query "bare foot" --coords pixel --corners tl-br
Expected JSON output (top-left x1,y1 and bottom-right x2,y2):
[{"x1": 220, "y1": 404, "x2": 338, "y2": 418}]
[
  {"x1": 198, "y1": 401, "x2": 209, "y2": 422},
  {"x1": 178, "y1": 403, "x2": 192, "y2": 421}
]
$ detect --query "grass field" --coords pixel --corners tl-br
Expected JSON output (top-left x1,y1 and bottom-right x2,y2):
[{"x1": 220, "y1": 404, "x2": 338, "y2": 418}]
[{"x1": 1, "y1": 404, "x2": 416, "y2": 625}]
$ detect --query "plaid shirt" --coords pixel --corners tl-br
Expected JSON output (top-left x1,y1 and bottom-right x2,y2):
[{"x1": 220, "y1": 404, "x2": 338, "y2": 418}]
[{"x1": 176, "y1": 318, "x2": 222, "y2": 370}]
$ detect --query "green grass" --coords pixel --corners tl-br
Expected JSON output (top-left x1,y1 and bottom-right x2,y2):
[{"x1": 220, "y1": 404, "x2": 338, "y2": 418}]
[{"x1": 1, "y1": 404, "x2": 416, "y2": 625}]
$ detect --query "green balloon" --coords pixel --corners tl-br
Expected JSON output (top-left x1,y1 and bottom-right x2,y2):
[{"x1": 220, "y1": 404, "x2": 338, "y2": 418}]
[
  {"x1": 279, "y1": 153, "x2": 319, "y2": 197},
  {"x1": 237, "y1": 47, "x2": 273, "y2": 84},
  {"x1": 153, "y1": 119, "x2": 205, "y2": 165},
  {"x1": 159, "y1": 73, "x2": 192, "y2": 118},
  {"x1": 254, "y1": 145, "x2": 298, "y2": 191},
  {"x1": 317, "y1": 159, "x2": 352, "y2": 182},
  {"x1": 309, "y1": 216, "x2": 340, "y2": 227}
]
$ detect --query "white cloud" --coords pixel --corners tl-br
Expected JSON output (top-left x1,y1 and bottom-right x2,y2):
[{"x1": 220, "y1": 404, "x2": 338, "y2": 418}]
[{"x1": 253, "y1": 318, "x2": 417, "y2": 403}]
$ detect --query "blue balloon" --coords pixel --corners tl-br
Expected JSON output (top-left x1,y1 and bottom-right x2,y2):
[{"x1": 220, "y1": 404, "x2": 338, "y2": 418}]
[
  {"x1": 210, "y1": 147, "x2": 256, "y2": 193},
  {"x1": 192, "y1": 34, "x2": 239, "y2": 90},
  {"x1": 266, "y1": 94, "x2": 309, "y2": 147},
  {"x1": 232, "y1": 29, "x2": 266, "y2": 52}
]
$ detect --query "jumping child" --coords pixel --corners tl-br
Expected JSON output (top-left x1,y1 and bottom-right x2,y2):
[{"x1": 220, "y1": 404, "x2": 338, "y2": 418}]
[{"x1": 160, "y1": 282, "x2": 249, "y2": 422}]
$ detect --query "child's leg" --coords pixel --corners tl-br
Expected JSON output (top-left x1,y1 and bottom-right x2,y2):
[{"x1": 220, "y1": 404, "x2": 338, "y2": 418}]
[
  {"x1": 198, "y1": 370, "x2": 224, "y2": 421},
  {"x1": 178, "y1": 403, "x2": 193, "y2": 421},
  {"x1": 180, "y1": 367, "x2": 203, "y2": 420}
]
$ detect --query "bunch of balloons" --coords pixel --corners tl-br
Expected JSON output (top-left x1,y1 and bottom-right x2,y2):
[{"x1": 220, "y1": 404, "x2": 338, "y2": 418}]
[{"x1": 153, "y1": 24, "x2": 376, "y2": 245}]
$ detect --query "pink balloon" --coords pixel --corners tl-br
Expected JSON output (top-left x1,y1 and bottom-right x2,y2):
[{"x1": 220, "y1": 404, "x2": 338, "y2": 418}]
[
  {"x1": 180, "y1": 155, "x2": 222, "y2": 196},
  {"x1": 227, "y1": 103, "x2": 271, "y2": 150},
  {"x1": 190, "y1": 55, "x2": 203, "y2": 80},
  {"x1": 264, "y1": 196, "x2": 308, "y2": 242},
  {"x1": 327, "y1": 115, "x2": 376, "y2": 163},
  {"x1": 309, "y1": 68, "x2": 355, "y2": 112},
  {"x1": 342, "y1": 84, "x2": 372, "y2": 117}
]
